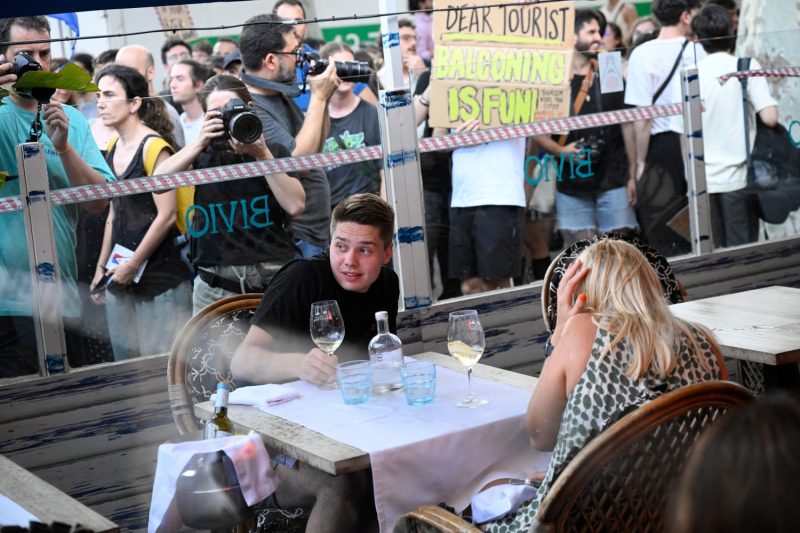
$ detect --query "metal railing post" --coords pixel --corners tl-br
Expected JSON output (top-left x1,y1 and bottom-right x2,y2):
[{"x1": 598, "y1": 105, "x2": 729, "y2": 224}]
[
  {"x1": 681, "y1": 67, "x2": 713, "y2": 255},
  {"x1": 378, "y1": 0, "x2": 432, "y2": 310},
  {"x1": 16, "y1": 142, "x2": 68, "y2": 375}
]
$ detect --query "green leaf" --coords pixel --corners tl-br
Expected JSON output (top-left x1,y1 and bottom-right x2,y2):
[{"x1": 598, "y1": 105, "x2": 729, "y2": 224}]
[
  {"x1": 14, "y1": 63, "x2": 98, "y2": 92},
  {"x1": 0, "y1": 170, "x2": 7, "y2": 190}
]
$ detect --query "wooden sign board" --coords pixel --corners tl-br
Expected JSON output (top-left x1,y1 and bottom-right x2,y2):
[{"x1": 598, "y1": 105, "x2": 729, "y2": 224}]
[
  {"x1": 430, "y1": 0, "x2": 575, "y2": 129},
  {"x1": 154, "y1": 5, "x2": 199, "y2": 40}
]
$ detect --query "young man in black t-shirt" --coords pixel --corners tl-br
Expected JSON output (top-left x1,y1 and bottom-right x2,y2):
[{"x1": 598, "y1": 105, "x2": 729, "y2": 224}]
[
  {"x1": 232, "y1": 193, "x2": 399, "y2": 386},
  {"x1": 230, "y1": 193, "x2": 397, "y2": 533}
]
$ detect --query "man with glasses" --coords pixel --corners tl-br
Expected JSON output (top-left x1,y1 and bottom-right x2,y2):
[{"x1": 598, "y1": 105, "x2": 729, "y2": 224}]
[
  {"x1": 239, "y1": 13, "x2": 339, "y2": 257},
  {"x1": 377, "y1": 19, "x2": 426, "y2": 91},
  {"x1": 272, "y1": 0, "x2": 376, "y2": 111}
]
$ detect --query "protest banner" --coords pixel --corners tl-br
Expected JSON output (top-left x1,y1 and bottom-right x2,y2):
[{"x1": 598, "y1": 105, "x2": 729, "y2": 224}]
[{"x1": 429, "y1": 0, "x2": 575, "y2": 129}]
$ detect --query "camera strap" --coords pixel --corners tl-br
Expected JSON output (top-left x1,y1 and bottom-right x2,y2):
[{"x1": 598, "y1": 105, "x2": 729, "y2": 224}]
[
  {"x1": 239, "y1": 71, "x2": 301, "y2": 98},
  {"x1": 558, "y1": 59, "x2": 596, "y2": 146}
]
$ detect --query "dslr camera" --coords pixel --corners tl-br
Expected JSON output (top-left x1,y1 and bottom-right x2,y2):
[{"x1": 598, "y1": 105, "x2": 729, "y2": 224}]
[
  {"x1": 302, "y1": 52, "x2": 372, "y2": 85},
  {"x1": 575, "y1": 134, "x2": 605, "y2": 161},
  {"x1": 210, "y1": 98, "x2": 263, "y2": 151},
  {"x1": 10, "y1": 52, "x2": 55, "y2": 103}
]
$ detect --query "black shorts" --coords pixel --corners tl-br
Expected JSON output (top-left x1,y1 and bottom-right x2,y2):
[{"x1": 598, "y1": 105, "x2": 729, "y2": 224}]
[{"x1": 448, "y1": 206, "x2": 524, "y2": 280}]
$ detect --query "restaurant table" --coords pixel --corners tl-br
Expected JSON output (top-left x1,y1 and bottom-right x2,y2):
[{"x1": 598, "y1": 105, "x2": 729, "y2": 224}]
[
  {"x1": 0, "y1": 453, "x2": 119, "y2": 531},
  {"x1": 670, "y1": 285, "x2": 800, "y2": 393},
  {"x1": 195, "y1": 351, "x2": 545, "y2": 531}
]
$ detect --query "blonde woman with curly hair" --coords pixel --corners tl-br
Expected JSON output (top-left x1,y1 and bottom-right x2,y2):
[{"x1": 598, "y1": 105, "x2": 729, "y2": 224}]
[{"x1": 484, "y1": 239, "x2": 727, "y2": 531}]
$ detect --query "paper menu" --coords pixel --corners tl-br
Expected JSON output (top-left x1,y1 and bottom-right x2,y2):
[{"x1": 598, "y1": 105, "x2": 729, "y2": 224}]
[{"x1": 105, "y1": 243, "x2": 147, "y2": 283}]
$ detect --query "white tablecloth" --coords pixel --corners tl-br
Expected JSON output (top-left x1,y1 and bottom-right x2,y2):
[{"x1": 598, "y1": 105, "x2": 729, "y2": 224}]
[{"x1": 261, "y1": 363, "x2": 551, "y2": 531}]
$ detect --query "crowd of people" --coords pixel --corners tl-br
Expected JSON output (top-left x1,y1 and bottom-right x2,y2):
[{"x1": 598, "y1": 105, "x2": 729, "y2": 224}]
[
  {"x1": 0, "y1": 0, "x2": 788, "y2": 374},
  {"x1": 1, "y1": 2, "x2": 798, "y2": 531}
]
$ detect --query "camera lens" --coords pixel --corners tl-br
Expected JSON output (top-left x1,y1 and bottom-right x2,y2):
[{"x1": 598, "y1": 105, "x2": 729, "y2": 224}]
[
  {"x1": 228, "y1": 111, "x2": 263, "y2": 144},
  {"x1": 334, "y1": 61, "x2": 372, "y2": 84}
]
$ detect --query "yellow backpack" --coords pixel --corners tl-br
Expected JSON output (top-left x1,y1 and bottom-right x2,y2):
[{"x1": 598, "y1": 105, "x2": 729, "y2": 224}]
[{"x1": 107, "y1": 135, "x2": 194, "y2": 234}]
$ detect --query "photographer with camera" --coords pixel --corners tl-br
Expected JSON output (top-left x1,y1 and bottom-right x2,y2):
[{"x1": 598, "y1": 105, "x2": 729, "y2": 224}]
[
  {"x1": 0, "y1": 16, "x2": 115, "y2": 377},
  {"x1": 153, "y1": 75, "x2": 305, "y2": 314},
  {"x1": 534, "y1": 9, "x2": 637, "y2": 248},
  {"x1": 239, "y1": 13, "x2": 340, "y2": 258}
]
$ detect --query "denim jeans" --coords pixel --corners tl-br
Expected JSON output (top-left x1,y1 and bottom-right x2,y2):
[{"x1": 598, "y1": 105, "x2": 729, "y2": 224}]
[
  {"x1": 106, "y1": 281, "x2": 192, "y2": 360},
  {"x1": 295, "y1": 239, "x2": 326, "y2": 259}
]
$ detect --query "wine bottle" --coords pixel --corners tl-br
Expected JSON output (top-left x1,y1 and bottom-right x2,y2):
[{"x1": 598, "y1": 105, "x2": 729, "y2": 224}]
[
  {"x1": 368, "y1": 311, "x2": 404, "y2": 394},
  {"x1": 204, "y1": 382, "x2": 233, "y2": 439}
]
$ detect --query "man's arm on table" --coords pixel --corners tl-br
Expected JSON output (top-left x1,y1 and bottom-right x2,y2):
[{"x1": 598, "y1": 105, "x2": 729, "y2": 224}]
[{"x1": 231, "y1": 324, "x2": 337, "y2": 385}]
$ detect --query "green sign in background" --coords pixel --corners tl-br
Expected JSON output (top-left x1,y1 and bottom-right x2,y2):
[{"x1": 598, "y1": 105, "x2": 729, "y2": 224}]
[{"x1": 321, "y1": 24, "x2": 381, "y2": 48}]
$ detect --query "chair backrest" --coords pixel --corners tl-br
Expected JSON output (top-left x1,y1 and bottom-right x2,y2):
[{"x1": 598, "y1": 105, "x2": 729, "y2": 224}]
[
  {"x1": 541, "y1": 233, "x2": 685, "y2": 335},
  {"x1": 534, "y1": 381, "x2": 754, "y2": 533},
  {"x1": 167, "y1": 293, "x2": 263, "y2": 434}
]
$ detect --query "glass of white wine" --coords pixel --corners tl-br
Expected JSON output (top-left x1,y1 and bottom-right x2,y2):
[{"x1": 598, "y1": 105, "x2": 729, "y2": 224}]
[
  {"x1": 447, "y1": 310, "x2": 488, "y2": 408},
  {"x1": 310, "y1": 300, "x2": 345, "y2": 388}
]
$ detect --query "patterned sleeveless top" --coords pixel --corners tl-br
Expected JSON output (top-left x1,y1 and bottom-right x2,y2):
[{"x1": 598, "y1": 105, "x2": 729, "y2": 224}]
[{"x1": 486, "y1": 322, "x2": 722, "y2": 533}]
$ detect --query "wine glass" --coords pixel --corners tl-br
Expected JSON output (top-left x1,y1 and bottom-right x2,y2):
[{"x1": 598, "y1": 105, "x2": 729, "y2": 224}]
[
  {"x1": 310, "y1": 300, "x2": 345, "y2": 388},
  {"x1": 447, "y1": 310, "x2": 488, "y2": 407}
]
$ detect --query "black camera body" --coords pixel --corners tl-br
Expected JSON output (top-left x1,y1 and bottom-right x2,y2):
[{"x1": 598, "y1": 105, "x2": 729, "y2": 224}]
[
  {"x1": 211, "y1": 98, "x2": 263, "y2": 151},
  {"x1": 576, "y1": 135, "x2": 605, "y2": 161},
  {"x1": 10, "y1": 52, "x2": 55, "y2": 103},
  {"x1": 303, "y1": 52, "x2": 372, "y2": 85}
]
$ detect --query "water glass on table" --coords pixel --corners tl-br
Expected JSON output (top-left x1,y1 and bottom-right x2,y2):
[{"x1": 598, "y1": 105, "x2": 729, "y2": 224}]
[
  {"x1": 337, "y1": 360, "x2": 372, "y2": 405},
  {"x1": 401, "y1": 361, "x2": 436, "y2": 406}
]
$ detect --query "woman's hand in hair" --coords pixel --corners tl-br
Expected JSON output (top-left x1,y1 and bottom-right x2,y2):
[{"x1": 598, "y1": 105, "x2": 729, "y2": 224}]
[{"x1": 552, "y1": 259, "x2": 590, "y2": 347}]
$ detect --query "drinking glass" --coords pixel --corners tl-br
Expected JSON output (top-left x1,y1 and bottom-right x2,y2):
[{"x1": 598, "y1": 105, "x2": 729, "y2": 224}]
[
  {"x1": 337, "y1": 360, "x2": 372, "y2": 405},
  {"x1": 447, "y1": 310, "x2": 488, "y2": 407},
  {"x1": 310, "y1": 300, "x2": 345, "y2": 388}
]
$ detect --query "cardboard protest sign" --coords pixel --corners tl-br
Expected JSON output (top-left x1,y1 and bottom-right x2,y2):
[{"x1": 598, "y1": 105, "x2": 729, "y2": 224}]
[{"x1": 430, "y1": 0, "x2": 574, "y2": 129}]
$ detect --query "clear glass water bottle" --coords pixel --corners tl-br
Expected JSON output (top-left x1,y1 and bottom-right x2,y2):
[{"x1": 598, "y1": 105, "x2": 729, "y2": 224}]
[
  {"x1": 204, "y1": 382, "x2": 233, "y2": 439},
  {"x1": 368, "y1": 311, "x2": 405, "y2": 394}
]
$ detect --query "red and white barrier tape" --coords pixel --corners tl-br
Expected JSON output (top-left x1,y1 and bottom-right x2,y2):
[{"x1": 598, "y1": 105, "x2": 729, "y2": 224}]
[
  {"x1": 0, "y1": 102, "x2": 683, "y2": 214},
  {"x1": 718, "y1": 66, "x2": 800, "y2": 85}
]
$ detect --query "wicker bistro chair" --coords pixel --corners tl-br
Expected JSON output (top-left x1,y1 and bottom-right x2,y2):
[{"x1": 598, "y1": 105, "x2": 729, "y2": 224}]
[
  {"x1": 167, "y1": 293, "x2": 311, "y2": 533},
  {"x1": 168, "y1": 293, "x2": 263, "y2": 434},
  {"x1": 394, "y1": 381, "x2": 753, "y2": 533}
]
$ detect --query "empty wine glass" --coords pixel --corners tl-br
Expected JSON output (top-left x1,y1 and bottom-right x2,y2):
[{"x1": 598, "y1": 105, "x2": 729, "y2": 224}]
[
  {"x1": 447, "y1": 310, "x2": 488, "y2": 407},
  {"x1": 310, "y1": 300, "x2": 345, "y2": 388}
]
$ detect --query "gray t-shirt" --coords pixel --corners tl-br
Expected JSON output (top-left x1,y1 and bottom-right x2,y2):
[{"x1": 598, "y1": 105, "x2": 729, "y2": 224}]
[
  {"x1": 251, "y1": 92, "x2": 331, "y2": 247},
  {"x1": 322, "y1": 99, "x2": 382, "y2": 208}
]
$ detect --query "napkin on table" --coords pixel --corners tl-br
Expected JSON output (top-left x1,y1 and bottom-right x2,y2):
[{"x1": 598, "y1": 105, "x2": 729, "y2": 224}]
[
  {"x1": 213, "y1": 384, "x2": 301, "y2": 407},
  {"x1": 470, "y1": 483, "x2": 538, "y2": 524}
]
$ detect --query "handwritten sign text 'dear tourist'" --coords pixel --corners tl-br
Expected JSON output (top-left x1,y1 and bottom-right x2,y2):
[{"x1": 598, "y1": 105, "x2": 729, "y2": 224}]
[{"x1": 430, "y1": 0, "x2": 574, "y2": 129}]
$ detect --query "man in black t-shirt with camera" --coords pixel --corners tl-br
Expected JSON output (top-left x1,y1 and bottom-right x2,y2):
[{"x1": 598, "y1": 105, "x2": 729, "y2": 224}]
[{"x1": 154, "y1": 75, "x2": 306, "y2": 314}]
